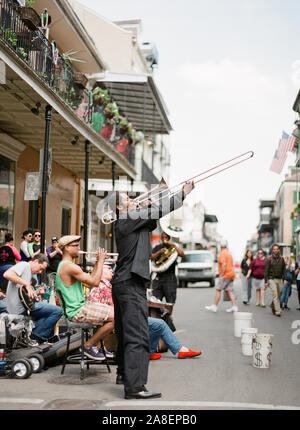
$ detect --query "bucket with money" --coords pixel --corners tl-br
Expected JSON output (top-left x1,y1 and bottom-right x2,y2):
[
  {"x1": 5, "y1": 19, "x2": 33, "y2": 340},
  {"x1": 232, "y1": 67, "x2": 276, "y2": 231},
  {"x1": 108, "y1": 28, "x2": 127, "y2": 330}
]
[
  {"x1": 252, "y1": 333, "x2": 274, "y2": 369},
  {"x1": 233, "y1": 312, "x2": 253, "y2": 338},
  {"x1": 241, "y1": 327, "x2": 258, "y2": 356}
]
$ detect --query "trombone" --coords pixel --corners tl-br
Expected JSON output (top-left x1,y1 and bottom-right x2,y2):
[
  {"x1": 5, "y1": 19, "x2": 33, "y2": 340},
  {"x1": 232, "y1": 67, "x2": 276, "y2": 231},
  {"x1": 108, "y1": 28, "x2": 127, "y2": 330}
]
[{"x1": 101, "y1": 150, "x2": 254, "y2": 225}]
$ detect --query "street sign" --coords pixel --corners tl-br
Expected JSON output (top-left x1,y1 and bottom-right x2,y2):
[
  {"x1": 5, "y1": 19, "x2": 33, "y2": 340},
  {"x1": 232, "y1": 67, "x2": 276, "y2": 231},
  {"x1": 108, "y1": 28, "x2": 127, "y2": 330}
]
[{"x1": 24, "y1": 172, "x2": 41, "y2": 201}]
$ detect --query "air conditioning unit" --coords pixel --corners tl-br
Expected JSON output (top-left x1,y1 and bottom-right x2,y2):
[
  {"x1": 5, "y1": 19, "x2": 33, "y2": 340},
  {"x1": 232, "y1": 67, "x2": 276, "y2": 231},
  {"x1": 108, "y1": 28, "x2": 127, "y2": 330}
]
[{"x1": 140, "y1": 42, "x2": 159, "y2": 68}]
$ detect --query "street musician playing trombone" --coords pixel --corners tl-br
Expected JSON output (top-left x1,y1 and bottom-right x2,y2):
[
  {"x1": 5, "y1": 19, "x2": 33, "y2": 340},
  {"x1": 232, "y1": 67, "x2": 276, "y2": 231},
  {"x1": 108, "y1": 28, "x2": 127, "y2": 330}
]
[{"x1": 108, "y1": 181, "x2": 195, "y2": 400}]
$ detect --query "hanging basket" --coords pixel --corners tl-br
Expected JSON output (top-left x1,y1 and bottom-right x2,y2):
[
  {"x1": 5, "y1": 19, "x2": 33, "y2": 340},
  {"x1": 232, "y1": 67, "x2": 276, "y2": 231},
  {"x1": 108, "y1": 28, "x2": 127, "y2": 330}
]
[{"x1": 19, "y1": 7, "x2": 41, "y2": 31}]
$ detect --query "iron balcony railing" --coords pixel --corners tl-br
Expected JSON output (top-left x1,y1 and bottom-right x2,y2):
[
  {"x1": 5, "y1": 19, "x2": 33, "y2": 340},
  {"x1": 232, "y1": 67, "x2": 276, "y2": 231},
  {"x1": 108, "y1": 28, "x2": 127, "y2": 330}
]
[{"x1": 0, "y1": 0, "x2": 135, "y2": 167}]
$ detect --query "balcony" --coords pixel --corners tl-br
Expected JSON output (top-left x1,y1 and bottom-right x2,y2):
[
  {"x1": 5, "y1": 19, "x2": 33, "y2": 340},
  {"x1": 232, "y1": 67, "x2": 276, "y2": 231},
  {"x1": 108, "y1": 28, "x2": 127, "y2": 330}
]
[{"x1": 0, "y1": 0, "x2": 135, "y2": 167}]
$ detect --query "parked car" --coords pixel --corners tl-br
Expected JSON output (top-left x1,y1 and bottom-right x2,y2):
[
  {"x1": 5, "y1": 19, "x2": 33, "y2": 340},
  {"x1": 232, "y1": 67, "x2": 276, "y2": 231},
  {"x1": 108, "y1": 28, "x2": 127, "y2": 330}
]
[{"x1": 177, "y1": 250, "x2": 216, "y2": 288}]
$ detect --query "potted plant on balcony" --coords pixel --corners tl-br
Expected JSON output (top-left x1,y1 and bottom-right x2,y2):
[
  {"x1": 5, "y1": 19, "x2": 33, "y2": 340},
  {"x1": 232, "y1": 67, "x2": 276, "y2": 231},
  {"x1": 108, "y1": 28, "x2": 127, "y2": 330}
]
[
  {"x1": 19, "y1": 0, "x2": 41, "y2": 31},
  {"x1": 104, "y1": 102, "x2": 119, "y2": 122},
  {"x1": 118, "y1": 117, "x2": 129, "y2": 134},
  {"x1": 92, "y1": 87, "x2": 109, "y2": 106}
]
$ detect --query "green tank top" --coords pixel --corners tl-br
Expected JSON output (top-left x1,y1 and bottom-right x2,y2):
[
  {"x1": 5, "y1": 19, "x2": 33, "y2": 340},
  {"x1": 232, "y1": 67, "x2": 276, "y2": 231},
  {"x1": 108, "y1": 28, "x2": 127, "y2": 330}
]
[{"x1": 56, "y1": 261, "x2": 86, "y2": 320}]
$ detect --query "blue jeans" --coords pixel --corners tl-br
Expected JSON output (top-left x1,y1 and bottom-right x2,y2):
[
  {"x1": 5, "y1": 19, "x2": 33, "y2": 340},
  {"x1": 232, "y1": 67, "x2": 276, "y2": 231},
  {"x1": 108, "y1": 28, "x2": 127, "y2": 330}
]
[
  {"x1": 280, "y1": 282, "x2": 291, "y2": 305},
  {"x1": 0, "y1": 298, "x2": 7, "y2": 314},
  {"x1": 148, "y1": 317, "x2": 182, "y2": 355},
  {"x1": 22, "y1": 301, "x2": 62, "y2": 339}
]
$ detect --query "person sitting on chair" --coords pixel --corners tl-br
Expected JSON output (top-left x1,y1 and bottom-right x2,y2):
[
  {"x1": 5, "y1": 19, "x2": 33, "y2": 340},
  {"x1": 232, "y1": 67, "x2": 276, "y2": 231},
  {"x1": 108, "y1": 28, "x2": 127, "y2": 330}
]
[
  {"x1": 56, "y1": 235, "x2": 114, "y2": 361},
  {"x1": 93, "y1": 265, "x2": 202, "y2": 365},
  {"x1": 3, "y1": 253, "x2": 63, "y2": 345},
  {"x1": 148, "y1": 317, "x2": 202, "y2": 360}
]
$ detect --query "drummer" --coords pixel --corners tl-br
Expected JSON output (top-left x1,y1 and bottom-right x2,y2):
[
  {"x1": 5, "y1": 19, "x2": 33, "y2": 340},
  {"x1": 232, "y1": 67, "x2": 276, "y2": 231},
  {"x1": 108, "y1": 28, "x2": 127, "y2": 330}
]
[{"x1": 151, "y1": 232, "x2": 184, "y2": 304}]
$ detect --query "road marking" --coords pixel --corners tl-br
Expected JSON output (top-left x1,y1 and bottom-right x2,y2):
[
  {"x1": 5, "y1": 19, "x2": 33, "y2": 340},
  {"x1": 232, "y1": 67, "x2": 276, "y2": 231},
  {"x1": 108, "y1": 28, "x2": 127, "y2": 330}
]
[
  {"x1": 104, "y1": 400, "x2": 300, "y2": 410},
  {"x1": 0, "y1": 398, "x2": 44, "y2": 404}
]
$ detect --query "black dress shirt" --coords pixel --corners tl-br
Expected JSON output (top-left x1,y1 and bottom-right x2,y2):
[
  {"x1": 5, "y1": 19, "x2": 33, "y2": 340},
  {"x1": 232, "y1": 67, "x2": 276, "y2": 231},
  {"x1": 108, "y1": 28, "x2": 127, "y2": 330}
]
[{"x1": 112, "y1": 191, "x2": 185, "y2": 283}]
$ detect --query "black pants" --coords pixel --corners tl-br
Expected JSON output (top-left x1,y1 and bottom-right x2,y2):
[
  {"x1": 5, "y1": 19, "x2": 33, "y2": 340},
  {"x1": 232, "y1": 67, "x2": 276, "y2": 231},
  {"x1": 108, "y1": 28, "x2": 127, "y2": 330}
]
[
  {"x1": 112, "y1": 275, "x2": 150, "y2": 394},
  {"x1": 152, "y1": 273, "x2": 177, "y2": 304}
]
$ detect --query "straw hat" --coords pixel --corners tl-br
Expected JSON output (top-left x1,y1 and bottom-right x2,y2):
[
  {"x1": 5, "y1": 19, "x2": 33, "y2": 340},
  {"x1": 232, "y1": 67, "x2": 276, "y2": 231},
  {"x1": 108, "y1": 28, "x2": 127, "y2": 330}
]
[{"x1": 58, "y1": 235, "x2": 81, "y2": 250}]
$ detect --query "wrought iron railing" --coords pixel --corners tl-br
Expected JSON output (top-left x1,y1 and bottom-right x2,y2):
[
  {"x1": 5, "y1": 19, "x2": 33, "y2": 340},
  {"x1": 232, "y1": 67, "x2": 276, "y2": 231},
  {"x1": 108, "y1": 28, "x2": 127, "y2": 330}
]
[{"x1": 0, "y1": 0, "x2": 135, "y2": 167}]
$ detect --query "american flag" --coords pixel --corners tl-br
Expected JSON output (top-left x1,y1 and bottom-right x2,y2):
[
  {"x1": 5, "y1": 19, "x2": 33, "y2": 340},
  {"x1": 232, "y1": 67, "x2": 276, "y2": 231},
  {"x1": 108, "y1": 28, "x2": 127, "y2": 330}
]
[
  {"x1": 269, "y1": 132, "x2": 289, "y2": 174},
  {"x1": 287, "y1": 132, "x2": 297, "y2": 152}
]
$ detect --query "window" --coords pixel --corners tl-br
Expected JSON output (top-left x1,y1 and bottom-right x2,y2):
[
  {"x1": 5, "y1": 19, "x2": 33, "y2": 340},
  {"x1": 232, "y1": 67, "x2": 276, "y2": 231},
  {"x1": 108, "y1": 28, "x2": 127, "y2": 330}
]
[
  {"x1": 182, "y1": 253, "x2": 213, "y2": 263},
  {"x1": 61, "y1": 207, "x2": 71, "y2": 236},
  {"x1": 28, "y1": 200, "x2": 39, "y2": 232}
]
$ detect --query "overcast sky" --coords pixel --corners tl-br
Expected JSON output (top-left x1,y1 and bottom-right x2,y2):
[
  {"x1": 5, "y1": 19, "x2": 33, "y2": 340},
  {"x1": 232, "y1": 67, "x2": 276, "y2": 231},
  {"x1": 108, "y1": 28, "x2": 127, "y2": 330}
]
[{"x1": 79, "y1": 0, "x2": 300, "y2": 260}]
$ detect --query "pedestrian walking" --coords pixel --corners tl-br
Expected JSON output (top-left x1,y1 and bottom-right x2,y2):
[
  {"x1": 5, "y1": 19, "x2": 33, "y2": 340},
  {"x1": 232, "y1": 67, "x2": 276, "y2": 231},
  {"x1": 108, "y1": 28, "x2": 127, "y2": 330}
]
[
  {"x1": 240, "y1": 249, "x2": 253, "y2": 304},
  {"x1": 205, "y1": 240, "x2": 238, "y2": 313},
  {"x1": 264, "y1": 243, "x2": 287, "y2": 317},
  {"x1": 295, "y1": 254, "x2": 300, "y2": 311},
  {"x1": 280, "y1": 257, "x2": 293, "y2": 310},
  {"x1": 247, "y1": 248, "x2": 266, "y2": 307}
]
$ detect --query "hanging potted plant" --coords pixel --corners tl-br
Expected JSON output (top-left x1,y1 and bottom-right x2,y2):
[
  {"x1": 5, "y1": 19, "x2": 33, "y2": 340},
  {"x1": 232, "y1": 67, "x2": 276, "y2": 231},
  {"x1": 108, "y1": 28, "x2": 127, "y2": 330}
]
[
  {"x1": 92, "y1": 87, "x2": 109, "y2": 106},
  {"x1": 104, "y1": 102, "x2": 119, "y2": 121},
  {"x1": 118, "y1": 117, "x2": 129, "y2": 134},
  {"x1": 19, "y1": 0, "x2": 41, "y2": 31}
]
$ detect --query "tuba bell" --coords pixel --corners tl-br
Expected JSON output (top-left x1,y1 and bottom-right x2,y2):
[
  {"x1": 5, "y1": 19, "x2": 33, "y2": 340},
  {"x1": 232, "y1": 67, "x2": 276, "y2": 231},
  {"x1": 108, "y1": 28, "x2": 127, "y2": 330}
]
[{"x1": 151, "y1": 245, "x2": 178, "y2": 273}]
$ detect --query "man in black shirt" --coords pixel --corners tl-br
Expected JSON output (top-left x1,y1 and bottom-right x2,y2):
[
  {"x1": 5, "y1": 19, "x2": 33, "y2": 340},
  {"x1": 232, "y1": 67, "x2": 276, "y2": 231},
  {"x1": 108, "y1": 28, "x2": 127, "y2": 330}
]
[
  {"x1": 151, "y1": 232, "x2": 184, "y2": 304},
  {"x1": 109, "y1": 181, "x2": 194, "y2": 399},
  {"x1": 46, "y1": 237, "x2": 62, "y2": 275}
]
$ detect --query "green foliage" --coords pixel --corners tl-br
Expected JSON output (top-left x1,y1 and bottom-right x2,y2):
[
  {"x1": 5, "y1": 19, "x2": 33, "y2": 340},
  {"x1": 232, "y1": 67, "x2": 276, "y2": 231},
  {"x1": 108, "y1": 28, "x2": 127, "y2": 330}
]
[
  {"x1": 61, "y1": 50, "x2": 86, "y2": 67},
  {"x1": 16, "y1": 47, "x2": 27, "y2": 59},
  {"x1": 2, "y1": 28, "x2": 17, "y2": 46},
  {"x1": 25, "y1": 0, "x2": 35, "y2": 7},
  {"x1": 92, "y1": 87, "x2": 109, "y2": 105}
]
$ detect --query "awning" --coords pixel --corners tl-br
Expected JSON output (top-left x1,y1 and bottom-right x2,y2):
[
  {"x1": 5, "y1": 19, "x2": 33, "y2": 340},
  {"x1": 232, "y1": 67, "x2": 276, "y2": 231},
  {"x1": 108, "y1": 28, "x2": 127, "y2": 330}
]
[{"x1": 90, "y1": 72, "x2": 173, "y2": 135}]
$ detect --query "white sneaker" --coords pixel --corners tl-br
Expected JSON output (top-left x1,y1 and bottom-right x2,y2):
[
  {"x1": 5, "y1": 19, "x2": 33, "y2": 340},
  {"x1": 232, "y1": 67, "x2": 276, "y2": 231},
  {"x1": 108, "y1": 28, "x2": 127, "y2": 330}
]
[
  {"x1": 205, "y1": 304, "x2": 217, "y2": 312},
  {"x1": 226, "y1": 305, "x2": 238, "y2": 313}
]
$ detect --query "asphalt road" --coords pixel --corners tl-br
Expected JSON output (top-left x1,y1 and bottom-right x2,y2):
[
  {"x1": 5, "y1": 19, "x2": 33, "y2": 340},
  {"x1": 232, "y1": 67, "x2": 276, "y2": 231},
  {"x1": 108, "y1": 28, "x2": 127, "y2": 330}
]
[{"x1": 1, "y1": 278, "x2": 300, "y2": 413}]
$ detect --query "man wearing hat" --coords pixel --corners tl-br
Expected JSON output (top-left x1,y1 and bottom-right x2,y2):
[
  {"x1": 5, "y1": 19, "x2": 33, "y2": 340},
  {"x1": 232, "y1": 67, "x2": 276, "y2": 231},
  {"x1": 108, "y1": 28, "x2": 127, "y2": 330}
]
[
  {"x1": 46, "y1": 236, "x2": 62, "y2": 276},
  {"x1": 56, "y1": 235, "x2": 114, "y2": 361}
]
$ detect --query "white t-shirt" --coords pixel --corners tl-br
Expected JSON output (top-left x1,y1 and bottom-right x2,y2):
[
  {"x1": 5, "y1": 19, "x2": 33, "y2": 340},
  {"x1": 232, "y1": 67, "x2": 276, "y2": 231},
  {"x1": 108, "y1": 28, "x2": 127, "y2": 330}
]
[{"x1": 6, "y1": 262, "x2": 32, "y2": 314}]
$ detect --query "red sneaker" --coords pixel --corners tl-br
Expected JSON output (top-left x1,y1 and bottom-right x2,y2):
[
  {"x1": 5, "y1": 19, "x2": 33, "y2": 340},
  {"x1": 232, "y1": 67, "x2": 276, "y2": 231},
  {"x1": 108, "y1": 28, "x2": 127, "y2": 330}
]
[
  {"x1": 177, "y1": 348, "x2": 202, "y2": 359},
  {"x1": 150, "y1": 353, "x2": 162, "y2": 360}
]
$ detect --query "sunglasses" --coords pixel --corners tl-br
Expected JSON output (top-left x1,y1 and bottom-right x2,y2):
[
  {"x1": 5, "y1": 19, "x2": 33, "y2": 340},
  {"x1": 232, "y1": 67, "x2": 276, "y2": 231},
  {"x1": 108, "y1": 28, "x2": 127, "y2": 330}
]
[{"x1": 34, "y1": 234, "x2": 41, "y2": 237}]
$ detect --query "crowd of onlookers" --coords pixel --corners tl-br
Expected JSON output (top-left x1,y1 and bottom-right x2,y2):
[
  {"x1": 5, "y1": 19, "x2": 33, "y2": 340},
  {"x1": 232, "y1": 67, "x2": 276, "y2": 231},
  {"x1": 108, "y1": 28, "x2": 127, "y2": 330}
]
[
  {"x1": 240, "y1": 245, "x2": 300, "y2": 314},
  {"x1": 0, "y1": 230, "x2": 62, "y2": 287}
]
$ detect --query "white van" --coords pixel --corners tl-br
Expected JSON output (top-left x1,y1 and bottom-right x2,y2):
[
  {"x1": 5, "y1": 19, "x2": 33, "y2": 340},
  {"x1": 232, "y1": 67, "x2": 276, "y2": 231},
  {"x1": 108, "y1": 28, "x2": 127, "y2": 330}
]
[{"x1": 177, "y1": 250, "x2": 216, "y2": 288}]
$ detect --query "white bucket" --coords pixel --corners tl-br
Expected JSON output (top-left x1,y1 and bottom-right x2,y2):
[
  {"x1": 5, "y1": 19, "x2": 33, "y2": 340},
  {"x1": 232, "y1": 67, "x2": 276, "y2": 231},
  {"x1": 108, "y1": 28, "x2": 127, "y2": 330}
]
[
  {"x1": 233, "y1": 312, "x2": 253, "y2": 338},
  {"x1": 252, "y1": 333, "x2": 274, "y2": 369},
  {"x1": 241, "y1": 327, "x2": 258, "y2": 356}
]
